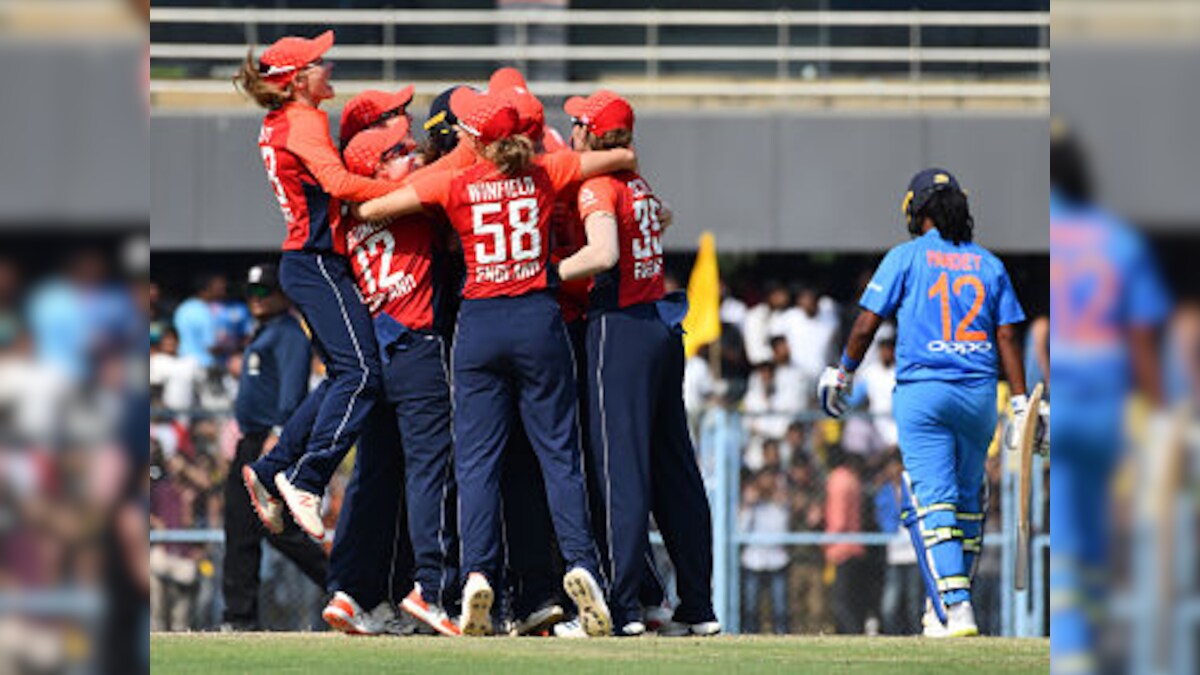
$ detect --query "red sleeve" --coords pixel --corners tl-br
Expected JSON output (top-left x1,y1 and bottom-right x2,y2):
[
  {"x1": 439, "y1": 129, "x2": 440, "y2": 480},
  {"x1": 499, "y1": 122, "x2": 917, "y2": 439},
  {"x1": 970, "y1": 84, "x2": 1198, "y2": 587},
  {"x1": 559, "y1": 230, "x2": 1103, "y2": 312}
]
[
  {"x1": 541, "y1": 150, "x2": 583, "y2": 192},
  {"x1": 285, "y1": 106, "x2": 395, "y2": 202},
  {"x1": 577, "y1": 176, "x2": 617, "y2": 220},
  {"x1": 409, "y1": 170, "x2": 453, "y2": 210}
]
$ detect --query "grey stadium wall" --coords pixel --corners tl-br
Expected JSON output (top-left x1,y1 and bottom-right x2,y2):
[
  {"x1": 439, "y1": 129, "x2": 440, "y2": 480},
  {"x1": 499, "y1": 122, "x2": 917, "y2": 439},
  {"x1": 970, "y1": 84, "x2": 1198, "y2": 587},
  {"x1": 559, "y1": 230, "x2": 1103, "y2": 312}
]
[{"x1": 150, "y1": 110, "x2": 1048, "y2": 253}]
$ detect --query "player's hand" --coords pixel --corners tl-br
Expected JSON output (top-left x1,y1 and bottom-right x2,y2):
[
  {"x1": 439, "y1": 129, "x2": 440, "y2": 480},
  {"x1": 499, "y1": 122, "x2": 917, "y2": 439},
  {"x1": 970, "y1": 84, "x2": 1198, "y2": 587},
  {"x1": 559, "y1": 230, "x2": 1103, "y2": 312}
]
[
  {"x1": 1005, "y1": 394, "x2": 1049, "y2": 454},
  {"x1": 817, "y1": 365, "x2": 852, "y2": 418}
]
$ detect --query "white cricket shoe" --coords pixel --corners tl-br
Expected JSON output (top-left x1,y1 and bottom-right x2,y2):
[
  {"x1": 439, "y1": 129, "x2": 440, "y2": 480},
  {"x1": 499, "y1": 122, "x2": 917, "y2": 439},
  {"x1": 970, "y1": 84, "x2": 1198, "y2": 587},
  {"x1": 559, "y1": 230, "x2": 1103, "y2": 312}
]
[
  {"x1": 659, "y1": 619, "x2": 722, "y2": 637},
  {"x1": 513, "y1": 602, "x2": 565, "y2": 636},
  {"x1": 563, "y1": 567, "x2": 612, "y2": 637},
  {"x1": 643, "y1": 605, "x2": 672, "y2": 633},
  {"x1": 553, "y1": 619, "x2": 587, "y2": 639},
  {"x1": 620, "y1": 621, "x2": 647, "y2": 636},
  {"x1": 459, "y1": 573, "x2": 495, "y2": 637},
  {"x1": 322, "y1": 592, "x2": 407, "y2": 636},
  {"x1": 946, "y1": 601, "x2": 979, "y2": 638},
  {"x1": 274, "y1": 473, "x2": 325, "y2": 539},
  {"x1": 922, "y1": 607, "x2": 949, "y2": 638},
  {"x1": 242, "y1": 465, "x2": 283, "y2": 534}
]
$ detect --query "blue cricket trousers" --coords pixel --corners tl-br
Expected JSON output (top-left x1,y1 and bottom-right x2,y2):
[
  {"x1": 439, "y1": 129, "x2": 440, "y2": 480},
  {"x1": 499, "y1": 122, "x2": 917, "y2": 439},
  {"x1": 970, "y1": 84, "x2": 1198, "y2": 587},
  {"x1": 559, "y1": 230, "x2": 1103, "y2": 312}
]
[
  {"x1": 587, "y1": 303, "x2": 715, "y2": 627},
  {"x1": 452, "y1": 292, "x2": 601, "y2": 588},
  {"x1": 892, "y1": 378, "x2": 996, "y2": 607},
  {"x1": 251, "y1": 251, "x2": 382, "y2": 494},
  {"x1": 328, "y1": 330, "x2": 458, "y2": 609},
  {"x1": 1050, "y1": 391, "x2": 1122, "y2": 667}
]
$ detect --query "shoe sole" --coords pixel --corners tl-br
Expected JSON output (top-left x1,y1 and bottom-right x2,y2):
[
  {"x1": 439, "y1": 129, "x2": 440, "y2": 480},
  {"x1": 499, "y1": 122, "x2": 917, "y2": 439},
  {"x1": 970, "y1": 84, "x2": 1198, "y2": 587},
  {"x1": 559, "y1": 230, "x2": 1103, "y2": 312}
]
[
  {"x1": 563, "y1": 569, "x2": 611, "y2": 638},
  {"x1": 948, "y1": 627, "x2": 979, "y2": 638},
  {"x1": 274, "y1": 474, "x2": 326, "y2": 540},
  {"x1": 241, "y1": 466, "x2": 283, "y2": 535},
  {"x1": 401, "y1": 597, "x2": 462, "y2": 638},
  {"x1": 514, "y1": 606, "x2": 565, "y2": 636},
  {"x1": 461, "y1": 583, "x2": 494, "y2": 637}
]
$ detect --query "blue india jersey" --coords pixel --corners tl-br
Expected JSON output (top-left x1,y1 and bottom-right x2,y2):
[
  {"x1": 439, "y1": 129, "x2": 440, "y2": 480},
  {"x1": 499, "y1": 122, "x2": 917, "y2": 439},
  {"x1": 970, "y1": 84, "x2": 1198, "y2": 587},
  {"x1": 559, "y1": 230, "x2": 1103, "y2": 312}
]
[
  {"x1": 1049, "y1": 191, "x2": 1170, "y2": 399},
  {"x1": 860, "y1": 229, "x2": 1026, "y2": 384}
]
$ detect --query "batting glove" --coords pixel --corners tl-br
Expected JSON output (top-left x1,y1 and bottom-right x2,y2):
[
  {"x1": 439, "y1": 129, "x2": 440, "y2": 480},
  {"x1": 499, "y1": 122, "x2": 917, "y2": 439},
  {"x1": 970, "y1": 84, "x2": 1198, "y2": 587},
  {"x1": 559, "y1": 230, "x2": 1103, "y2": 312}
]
[
  {"x1": 1005, "y1": 394, "x2": 1049, "y2": 454},
  {"x1": 817, "y1": 365, "x2": 853, "y2": 418}
]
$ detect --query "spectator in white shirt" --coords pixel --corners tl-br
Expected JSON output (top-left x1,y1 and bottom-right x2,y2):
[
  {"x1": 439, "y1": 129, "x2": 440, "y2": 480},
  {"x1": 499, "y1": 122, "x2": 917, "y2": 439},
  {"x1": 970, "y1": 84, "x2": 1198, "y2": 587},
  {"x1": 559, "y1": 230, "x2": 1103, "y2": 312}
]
[
  {"x1": 782, "y1": 285, "x2": 839, "y2": 382},
  {"x1": 149, "y1": 328, "x2": 201, "y2": 411},
  {"x1": 846, "y1": 323, "x2": 899, "y2": 452},
  {"x1": 742, "y1": 283, "x2": 791, "y2": 366}
]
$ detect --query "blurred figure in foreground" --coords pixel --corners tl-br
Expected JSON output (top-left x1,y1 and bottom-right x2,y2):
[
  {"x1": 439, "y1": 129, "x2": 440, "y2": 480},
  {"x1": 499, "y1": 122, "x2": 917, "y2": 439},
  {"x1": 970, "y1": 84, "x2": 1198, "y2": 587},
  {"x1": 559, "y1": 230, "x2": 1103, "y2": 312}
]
[{"x1": 1049, "y1": 119, "x2": 1170, "y2": 675}]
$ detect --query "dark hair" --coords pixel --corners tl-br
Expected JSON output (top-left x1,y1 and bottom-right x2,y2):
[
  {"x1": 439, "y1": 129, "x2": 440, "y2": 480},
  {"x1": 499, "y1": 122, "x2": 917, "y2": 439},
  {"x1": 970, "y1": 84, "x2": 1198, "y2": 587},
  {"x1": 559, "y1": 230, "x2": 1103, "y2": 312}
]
[
  {"x1": 586, "y1": 128, "x2": 633, "y2": 151},
  {"x1": 1051, "y1": 127, "x2": 1093, "y2": 204},
  {"x1": 916, "y1": 189, "x2": 974, "y2": 245}
]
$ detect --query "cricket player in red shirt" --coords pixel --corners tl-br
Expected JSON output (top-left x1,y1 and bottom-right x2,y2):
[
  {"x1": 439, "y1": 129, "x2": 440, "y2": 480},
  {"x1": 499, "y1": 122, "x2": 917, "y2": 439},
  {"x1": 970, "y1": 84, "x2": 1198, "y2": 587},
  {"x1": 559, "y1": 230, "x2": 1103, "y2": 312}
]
[{"x1": 556, "y1": 90, "x2": 719, "y2": 637}]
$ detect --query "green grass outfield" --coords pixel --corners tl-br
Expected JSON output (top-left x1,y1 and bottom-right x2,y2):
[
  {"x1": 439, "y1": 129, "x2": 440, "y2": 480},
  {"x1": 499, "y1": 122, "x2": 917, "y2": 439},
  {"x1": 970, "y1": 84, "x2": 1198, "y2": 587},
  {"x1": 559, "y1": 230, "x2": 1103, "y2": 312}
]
[{"x1": 152, "y1": 632, "x2": 1049, "y2": 675}]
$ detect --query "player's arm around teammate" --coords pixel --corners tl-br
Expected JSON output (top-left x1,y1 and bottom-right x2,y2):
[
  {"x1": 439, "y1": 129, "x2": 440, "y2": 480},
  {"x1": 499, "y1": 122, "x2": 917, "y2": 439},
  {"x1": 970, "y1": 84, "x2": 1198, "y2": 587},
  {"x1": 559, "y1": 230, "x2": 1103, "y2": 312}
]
[
  {"x1": 233, "y1": 31, "x2": 390, "y2": 540},
  {"x1": 554, "y1": 91, "x2": 720, "y2": 638},
  {"x1": 818, "y1": 169, "x2": 1039, "y2": 638}
]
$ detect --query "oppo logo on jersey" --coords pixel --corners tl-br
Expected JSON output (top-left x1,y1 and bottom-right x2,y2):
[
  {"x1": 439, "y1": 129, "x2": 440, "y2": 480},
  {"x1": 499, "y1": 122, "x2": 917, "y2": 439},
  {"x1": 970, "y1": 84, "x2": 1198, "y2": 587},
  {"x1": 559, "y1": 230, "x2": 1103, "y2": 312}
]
[
  {"x1": 926, "y1": 340, "x2": 993, "y2": 355},
  {"x1": 476, "y1": 260, "x2": 542, "y2": 284}
]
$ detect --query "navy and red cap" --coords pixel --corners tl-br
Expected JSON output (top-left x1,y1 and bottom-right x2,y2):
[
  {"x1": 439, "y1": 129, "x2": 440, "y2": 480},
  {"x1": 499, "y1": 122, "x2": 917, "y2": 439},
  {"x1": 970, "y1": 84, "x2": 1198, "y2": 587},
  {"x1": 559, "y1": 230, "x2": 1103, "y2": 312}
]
[
  {"x1": 902, "y1": 168, "x2": 964, "y2": 227},
  {"x1": 564, "y1": 90, "x2": 634, "y2": 136},
  {"x1": 259, "y1": 30, "x2": 334, "y2": 84},
  {"x1": 339, "y1": 86, "x2": 416, "y2": 149},
  {"x1": 488, "y1": 67, "x2": 544, "y2": 139},
  {"x1": 450, "y1": 87, "x2": 519, "y2": 146},
  {"x1": 343, "y1": 117, "x2": 413, "y2": 177}
]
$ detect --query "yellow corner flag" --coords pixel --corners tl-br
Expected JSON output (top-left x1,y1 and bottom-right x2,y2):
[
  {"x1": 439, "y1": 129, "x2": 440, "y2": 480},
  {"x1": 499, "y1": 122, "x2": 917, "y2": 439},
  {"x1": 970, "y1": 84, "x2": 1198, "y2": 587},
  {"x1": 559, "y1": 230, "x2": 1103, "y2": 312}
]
[{"x1": 683, "y1": 232, "x2": 721, "y2": 358}]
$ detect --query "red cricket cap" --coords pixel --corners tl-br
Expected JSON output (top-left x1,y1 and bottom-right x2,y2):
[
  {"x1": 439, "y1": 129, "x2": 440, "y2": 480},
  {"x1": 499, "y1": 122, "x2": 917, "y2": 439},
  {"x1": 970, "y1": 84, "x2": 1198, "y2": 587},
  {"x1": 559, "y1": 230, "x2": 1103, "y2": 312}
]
[
  {"x1": 342, "y1": 118, "x2": 413, "y2": 177},
  {"x1": 450, "y1": 87, "x2": 519, "y2": 146},
  {"x1": 339, "y1": 85, "x2": 415, "y2": 147},
  {"x1": 488, "y1": 67, "x2": 544, "y2": 140},
  {"x1": 259, "y1": 30, "x2": 334, "y2": 82},
  {"x1": 564, "y1": 90, "x2": 634, "y2": 136}
]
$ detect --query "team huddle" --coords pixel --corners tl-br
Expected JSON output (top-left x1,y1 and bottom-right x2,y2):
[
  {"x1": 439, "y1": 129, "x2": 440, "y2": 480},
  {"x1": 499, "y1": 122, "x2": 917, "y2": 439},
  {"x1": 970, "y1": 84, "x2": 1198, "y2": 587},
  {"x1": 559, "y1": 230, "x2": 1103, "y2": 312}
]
[{"x1": 233, "y1": 29, "x2": 1047, "y2": 640}]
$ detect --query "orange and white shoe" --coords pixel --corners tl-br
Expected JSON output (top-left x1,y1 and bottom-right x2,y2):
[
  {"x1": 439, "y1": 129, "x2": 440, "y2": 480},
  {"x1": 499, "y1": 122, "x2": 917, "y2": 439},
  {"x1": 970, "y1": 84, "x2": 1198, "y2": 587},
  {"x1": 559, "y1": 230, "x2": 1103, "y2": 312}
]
[
  {"x1": 323, "y1": 592, "x2": 412, "y2": 636},
  {"x1": 459, "y1": 573, "x2": 495, "y2": 637},
  {"x1": 241, "y1": 465, "x2": 283, "y2": 535},
  {"x1": 563, "y1": 567, "x2": 612, "y2": 637},
  {"x1": 274, "y1": 473, "x2": 325, "y2": 540},
  {"x1": 401, "y1": 584, "x2": 461, "y2": 637}
]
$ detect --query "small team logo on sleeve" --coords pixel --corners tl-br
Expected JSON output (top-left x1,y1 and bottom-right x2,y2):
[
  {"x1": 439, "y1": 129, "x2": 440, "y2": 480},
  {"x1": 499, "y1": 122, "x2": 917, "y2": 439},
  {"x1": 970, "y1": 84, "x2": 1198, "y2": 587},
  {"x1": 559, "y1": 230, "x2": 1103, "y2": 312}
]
[
  {"x1": 579, "y1": 187, "x2": 598, "y2": 209},
  {"x1": 866, "y1": 281, "x2": 884, "y2": 293}
]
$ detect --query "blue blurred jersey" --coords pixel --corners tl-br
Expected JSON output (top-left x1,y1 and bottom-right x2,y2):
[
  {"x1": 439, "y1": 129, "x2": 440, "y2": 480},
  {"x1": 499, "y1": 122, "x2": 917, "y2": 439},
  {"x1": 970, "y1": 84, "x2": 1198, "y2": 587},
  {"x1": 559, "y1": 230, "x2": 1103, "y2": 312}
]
[
  {"x1": 1049, "y1": 191, "x2": 1170, "y2": 400},
  {"x1": 860, "y1": 229, "x2": 1025, "y2": 384}
]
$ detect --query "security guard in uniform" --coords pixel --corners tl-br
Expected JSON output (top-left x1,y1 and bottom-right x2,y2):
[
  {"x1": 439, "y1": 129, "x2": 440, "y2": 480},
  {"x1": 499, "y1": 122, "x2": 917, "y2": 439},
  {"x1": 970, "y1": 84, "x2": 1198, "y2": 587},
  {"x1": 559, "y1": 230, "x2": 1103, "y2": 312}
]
[{"x1": 222, "y1": 263, "x2": 328, "y2": 630}]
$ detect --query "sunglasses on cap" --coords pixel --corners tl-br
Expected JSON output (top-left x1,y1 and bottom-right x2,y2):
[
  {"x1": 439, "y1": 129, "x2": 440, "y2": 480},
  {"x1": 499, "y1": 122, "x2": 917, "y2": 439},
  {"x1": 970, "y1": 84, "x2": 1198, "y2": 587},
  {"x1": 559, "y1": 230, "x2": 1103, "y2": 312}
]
[
  {"x1": 381, "y1": 141, "x2": 415, "y2": 164},
  {"x1": 246, "y1": 285, "x2": 274, "y2": 299}
]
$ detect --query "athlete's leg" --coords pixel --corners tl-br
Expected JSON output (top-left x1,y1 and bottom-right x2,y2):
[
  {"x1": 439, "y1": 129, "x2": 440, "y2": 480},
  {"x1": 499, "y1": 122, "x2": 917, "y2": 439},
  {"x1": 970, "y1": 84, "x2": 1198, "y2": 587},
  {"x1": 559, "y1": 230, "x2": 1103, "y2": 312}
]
[
  {"x1": 583, "y1": 311, "x2": 653, "y2": 627},
  {"x1": 650, "y1": 329, "x2": 716, "y2": 625},
  {"x1": 893, "y1": 381, "x2": 969, "y2": 608},
  {"x1": 326, "y1": 398, "x2": 411, "y2": 609},
  {"x1": 249, "y1": 378, "x2": 328, "y2": 497},
  {"x1": 501, "y1": 418, "x2": 559, "y2": 620},
  {"x1": 392, "y1": 333, "x2": 459, "y2": 607},
  {"x1": 278, "y1": 252, "x2": 383, "y2": 493},
  {"x1": 453, "y1": 303, "x2": 516, "y2": 587},
  {"x1": 951, "y1": 380, "x2": 997, "y2": 592}
]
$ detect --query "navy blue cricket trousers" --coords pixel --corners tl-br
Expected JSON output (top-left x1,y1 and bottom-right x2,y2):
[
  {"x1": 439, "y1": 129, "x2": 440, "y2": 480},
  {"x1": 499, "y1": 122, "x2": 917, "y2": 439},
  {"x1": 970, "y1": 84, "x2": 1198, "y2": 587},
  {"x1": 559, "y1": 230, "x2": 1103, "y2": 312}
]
[
  {"x1": 251, "y1": 251, "x2": 382, "y2": 494},
  {"x1": 453, "y1": 292, "x2": 601, "y2": 588},
  {"x1": 587, "y1": 303, "x2": 715, "y2": 627},
  {"x1": 329, "y1": 330, "x2": 458, "y2": 608}
]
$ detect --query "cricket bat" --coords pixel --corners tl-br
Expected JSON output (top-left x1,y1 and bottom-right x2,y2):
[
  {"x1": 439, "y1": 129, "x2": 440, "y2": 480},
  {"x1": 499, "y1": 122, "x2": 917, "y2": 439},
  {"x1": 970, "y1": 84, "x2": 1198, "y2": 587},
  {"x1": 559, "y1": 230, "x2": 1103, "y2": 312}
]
[{"x1": 1014, "y1": 382, "x2": 1044, "y2": 592}]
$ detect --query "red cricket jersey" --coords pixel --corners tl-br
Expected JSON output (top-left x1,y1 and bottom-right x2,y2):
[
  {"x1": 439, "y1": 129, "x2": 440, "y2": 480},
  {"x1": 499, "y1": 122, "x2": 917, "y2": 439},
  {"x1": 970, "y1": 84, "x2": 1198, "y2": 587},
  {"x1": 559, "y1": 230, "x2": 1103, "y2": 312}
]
[
  {"x1": 551, "y1": 181, "x2": 590, "y2": 323},
  {"x1": 344, "y1": 214, "x2": 443, "y2": 331},
  {"x1": 258, "y1": 102, "x2": 396, "y2": 253},
  {"x1": 577, "y1": 171, "x2": 665, "y2": 311},
  {"x1": 412, "y1": 151, "x2": 581, "y2": 300}
]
